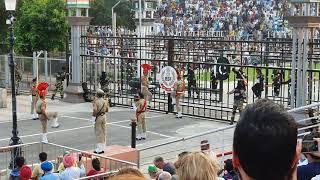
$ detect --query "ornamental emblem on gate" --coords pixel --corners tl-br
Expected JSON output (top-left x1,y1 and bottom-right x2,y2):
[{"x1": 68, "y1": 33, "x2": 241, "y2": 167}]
[{"x1": 159, "y1": 66, "x2": 177, "y2": 93}]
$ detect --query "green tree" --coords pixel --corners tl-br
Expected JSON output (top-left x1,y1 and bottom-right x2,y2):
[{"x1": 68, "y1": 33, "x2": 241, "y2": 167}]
[
  {"x1": 90, "y1": 0, "x2": 135, "y2": 30},
  {"x1": 14, "y1": 0, "x2": 68, "y2": 55}
]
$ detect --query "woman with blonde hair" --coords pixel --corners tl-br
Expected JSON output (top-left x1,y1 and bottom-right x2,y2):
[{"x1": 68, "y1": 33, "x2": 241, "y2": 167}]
[{"x1": 177, "y1": 152, "x2": 221, "y2": 180}]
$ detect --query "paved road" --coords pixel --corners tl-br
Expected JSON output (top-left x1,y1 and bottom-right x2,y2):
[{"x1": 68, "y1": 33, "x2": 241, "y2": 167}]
[{"x1": 0, "y1": 101, "x2": 231, "y2": 170}]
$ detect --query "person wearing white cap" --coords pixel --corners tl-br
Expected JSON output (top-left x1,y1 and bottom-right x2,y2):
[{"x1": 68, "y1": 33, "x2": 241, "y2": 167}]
[{"x1": 92, "y1": 89, "x2": 109, "y2": 154}]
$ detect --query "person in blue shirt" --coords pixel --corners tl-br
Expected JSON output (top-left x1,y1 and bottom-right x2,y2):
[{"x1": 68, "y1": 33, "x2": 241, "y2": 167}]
[
  {"x1": 298, "y1": 132, "x2": 320, "y2": 180},
  {"x1": 40, "y1": 161, "x2": 60, "y2": 180}
]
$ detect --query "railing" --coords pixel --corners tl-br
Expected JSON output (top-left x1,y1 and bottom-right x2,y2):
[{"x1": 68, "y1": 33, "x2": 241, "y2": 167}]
[
  {"x1": 137, "y1": 102, "x2": 320, "y2": 171},
  {"x1": 0, "y1": 142, "x2": 137, "y2": 179},
  {"x1": 0, "y1": 55, "x2": 66, "y2": 92}
]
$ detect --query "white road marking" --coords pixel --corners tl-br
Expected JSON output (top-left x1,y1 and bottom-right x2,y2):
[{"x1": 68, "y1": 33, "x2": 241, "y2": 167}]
[{"x1": 0, "y1": 115, "x2": 172, "y2": 141}]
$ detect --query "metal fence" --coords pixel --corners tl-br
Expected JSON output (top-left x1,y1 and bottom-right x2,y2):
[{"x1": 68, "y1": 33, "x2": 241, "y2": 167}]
[
  {"x1": 0, "y1": 142, "x2": 137, "y2": 180},
  {"x1": 0, "y1": 55, "x2": 67, "y2": 93},
  {"x1": 79, "y1": 35, "x2": 320, "y2": 123},
  {"x1": 136, "y1": 102, "x2": 320, "y2": 171}
]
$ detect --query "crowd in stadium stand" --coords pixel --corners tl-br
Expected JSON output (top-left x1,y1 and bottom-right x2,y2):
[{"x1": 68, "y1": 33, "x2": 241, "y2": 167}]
[
  {"x1": 154, "y1": 0, "x2": 290, "y2": 39},
  {"x1": 9, "y1": 99, "x2": 320, "y2": 180}
]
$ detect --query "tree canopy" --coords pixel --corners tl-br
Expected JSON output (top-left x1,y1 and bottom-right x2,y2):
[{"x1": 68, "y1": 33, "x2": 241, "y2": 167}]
[
  {"x1": 90, "y1": 0, "x2": 135, "y2": 30},
  {"x1": 14, "y1": 0, "x2": 68, "y2": 55}
]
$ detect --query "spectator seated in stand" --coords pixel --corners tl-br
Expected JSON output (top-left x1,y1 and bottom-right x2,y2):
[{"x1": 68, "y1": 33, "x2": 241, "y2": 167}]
[
  {"x1": 298, "y1": 132, "x2": 320, "y2": 180},
  {"x1": 110, "y1": 167, "x2": 146, "y2": 180},
  {"x1": 32, "y1": 152, "x2": 48, "y2": 180},
  {"x1": 233, "y1": 99, "x2": 299, "y2": 180},
  {"x1": 59, "y1": 155, "x2": 86, "y2": 180},
  {"x1": 147, "y1": 165, "x2": 159, "y2": 180},
  {"x1": 222, "y1": 159, "x2": 238, "y2": 180},
  {"x1": 20, "y1": 166, "x2": 32, "y2": 180},
  {"x1": 158, "y1": 171, "x2": 172, "y2": 180},
  {"x1": 154, "y1": 156, "x2": 176, "y2": 175},
  {"x1": 87, "y1": 158, "x2": 105, "y2": 179},
  {"x1": 176, "y1": 151, "x2": 221, "y2": 180},
  {"x1": 40, "y1": 161, "x2": 59, "y2": 180},
  {"x1": 10, "y1": 156, "x2": 26, "y2": 180}
]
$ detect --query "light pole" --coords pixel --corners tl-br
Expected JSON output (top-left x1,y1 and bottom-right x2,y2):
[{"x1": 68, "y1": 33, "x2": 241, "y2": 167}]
[{"x1": 5, "y1": 0, "x2": 22, "y2": 168}]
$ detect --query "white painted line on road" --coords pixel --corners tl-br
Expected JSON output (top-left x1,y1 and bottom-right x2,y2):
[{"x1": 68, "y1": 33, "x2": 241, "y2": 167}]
[
  {"x1": 0, "y1": 115, "x2": 172, "y2": 142},
  {"x1": 0, "y1": 118, "x2": 32, "y2": 124},
  {"x1": 111, "y1": 123, "x2": 174, "y2": 138},
  {"x1": 61, "y1": 114, "x2": 167, "y2": 124}
]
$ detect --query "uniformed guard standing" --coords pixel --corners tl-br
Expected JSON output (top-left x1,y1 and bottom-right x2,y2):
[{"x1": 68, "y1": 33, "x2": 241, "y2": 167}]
[
  {"x1": 51, "y1": 67, "x2": 67, "y2": 100},
  {"x1": 272, "y1": 71, "x2": 282, "y2": 97},
  {"x1": 252, "y1": 68, "x2": 264, "y2": 99},
  {"x1": 228, "y1": 80, "x2": 246, "y2": 125},
  {"x1": 185, "y1": 65, "x2": 199, "y2": 98},
  {"x1": 134, "y1": 92, "x2": 147, "y2": 140},
  {"x1": 36, "y1": 82, "x2": 60, "y2": 143},
  {"x1": 173, "y1": 70, "x2": 185, "y2": 118},
  {"x1": 141, "y1": 64, "x2": 153, "y2": 107},
  {"x1": 30, "y1": 78, "x2": 39, "y2": 120},
  {"x1": 92, "y1": 89, "x2": 109, "y2": 154},
  {"x1": 15, "y1": 64, "x2": 22, "y2": 95}
]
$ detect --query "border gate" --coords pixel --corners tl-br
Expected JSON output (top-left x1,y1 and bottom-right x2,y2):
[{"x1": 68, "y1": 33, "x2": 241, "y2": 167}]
[{"x1": 77, "y1": 32, "x2": 320, "y2": 123}]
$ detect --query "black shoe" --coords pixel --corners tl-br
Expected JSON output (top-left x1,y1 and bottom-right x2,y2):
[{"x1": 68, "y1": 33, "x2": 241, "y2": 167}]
[
  {"x1": 141, "y1": 137, "x2": 146, "y2": 140},
  {"x1": 136, "y1": 138, "x2": 141, "y2": 141},
  {"x1": 51, "y1": 95, "x2": 55, "y2": 100},
  {"x1": 94, "y1": 151, "x2": 105, "y2": 154}
]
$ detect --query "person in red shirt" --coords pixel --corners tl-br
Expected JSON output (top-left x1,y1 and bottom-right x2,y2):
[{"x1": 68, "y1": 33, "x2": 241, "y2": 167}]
[{"x1": 87, "y1": 158, "x2": 105, "y2": 179}]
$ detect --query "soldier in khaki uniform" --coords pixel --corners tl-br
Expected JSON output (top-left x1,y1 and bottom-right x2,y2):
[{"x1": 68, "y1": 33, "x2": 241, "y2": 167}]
[
  {"x1": 92, "y1": 89, "x2": 109, "y2": 154},
  {"x1": 30, "y1": 78, "x2": 39, "y2": 120},
  {"x1": 141, "y1": 64, "x2": 153, "y2": 107},
  {"x1": 173, "y1": 70, "x2": 185, "y2": 118},
  {"x1": 134, "y1": 92, "x2": 147, "y2": 140},
  {"x1": 36, "y1": 82, "x2": 59, "y2": 143},
  {"x1": 228, "y1": 80, "x2": 246, "y2": 125}
]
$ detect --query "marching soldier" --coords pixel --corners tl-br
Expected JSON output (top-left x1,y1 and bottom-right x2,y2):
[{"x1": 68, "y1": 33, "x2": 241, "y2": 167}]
[
  {"x1": 173, "y1": 70, "x2": 186, "y2": 118},
  {"x1": 15, "y1": 64, "x2": 22, "y2": 95},
  {"x1": 228, "y1": 80, "x2": 246, "y2": 125},
  {"x1": 30, "y1": 78, "x2": 39, "y2": 120},
  {"x1": 210, "y1": 70, "x2": 218, "y2": 90},
  {"x1": 252, "y1": 68, "x2": 264, "y2": 99},
  {"x1": 51, "y1": 67, "x2": 67, "y2": 100},
  {"x1": 92, "y1": 89, "x2": 109, "y2": 154},
  {"x1": 141, "y1": 64, "x2": 153, "y2": 107},
  {"x1": 36, "y1": 82, "x2": 60, "y2": 143},
  {"x1": 134, "y1": 92, "x2": 147, "y2": 140}
]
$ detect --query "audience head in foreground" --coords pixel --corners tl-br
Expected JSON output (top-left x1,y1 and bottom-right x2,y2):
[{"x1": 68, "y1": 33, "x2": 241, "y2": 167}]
[
  {"x1": 176, "y1": 151, "x2": 220, "y2": 180},
  {"x1": 233, "y1": 99, "x2": 299, "y2": 180}
]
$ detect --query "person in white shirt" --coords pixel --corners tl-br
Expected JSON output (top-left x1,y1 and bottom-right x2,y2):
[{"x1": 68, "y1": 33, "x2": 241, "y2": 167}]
[{"x1": 59, "y1": 155, "x2": 85, "y2": 180}]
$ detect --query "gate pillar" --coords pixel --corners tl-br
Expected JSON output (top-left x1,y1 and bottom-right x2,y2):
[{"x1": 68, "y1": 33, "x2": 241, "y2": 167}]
[{"x1": 63, "y1": 0, "x2": 92, "y2": 103}]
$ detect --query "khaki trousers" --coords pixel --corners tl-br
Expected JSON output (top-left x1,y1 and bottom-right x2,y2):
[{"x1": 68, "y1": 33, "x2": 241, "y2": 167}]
[
  {"x1": 39, "y1": 112, "x2": 58, "y2": 133},
  {"x1": 95, "y1": 115, "x2": 106, "y2": 143},
  {"x1": 176, "y1": 94, "x2": 183, "y2": 113},
  {"x1": 31, "y1": 96, "x2": 38, "y2": 114},
  {"x1": 137, "y1": 113, "x2": 146, "y2": 134}
]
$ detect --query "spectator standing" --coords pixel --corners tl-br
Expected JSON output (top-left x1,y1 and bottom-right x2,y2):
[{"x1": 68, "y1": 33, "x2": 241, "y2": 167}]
[
  {"x1": 40, "y1": 161, "x2": 59, "y2": 180},
  {"x1": 154, "y1": 157, "x2": 176, "y2": 175},
  {"x1": 87, "y1": 158, "x2": 105, "y2": 179},
  {"x1": 297, "y1": 132, "x2": 320, "y2": 180},
  {"x1": 32, "y1": 152, "x2": 48, "y2": 180},
  {"x1": 60, "y1": 155, "x2": 86, "y2": 180},
  {"x1": 20, "y1": 166, "x2": 32, "y2": 180},
  {"x1": 232, "y1": 99, "x2": 299, "y2": 180},
  {"x1": 10, "y1": 156, "x2": 26, "y2": 180}
]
